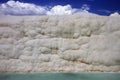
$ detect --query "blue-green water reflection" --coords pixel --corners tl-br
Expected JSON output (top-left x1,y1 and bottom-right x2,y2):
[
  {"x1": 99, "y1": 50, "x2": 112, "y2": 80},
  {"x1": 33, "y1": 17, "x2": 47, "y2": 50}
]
[{"x1": 0, "y1": 73, "x2": 120, "y2": 80}]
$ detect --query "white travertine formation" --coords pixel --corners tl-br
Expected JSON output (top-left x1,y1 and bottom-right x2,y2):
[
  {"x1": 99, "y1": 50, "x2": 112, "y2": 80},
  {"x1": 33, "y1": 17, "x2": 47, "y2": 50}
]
[{"x1": 0, "y1": 13, "x2": 120, "y2": 72}]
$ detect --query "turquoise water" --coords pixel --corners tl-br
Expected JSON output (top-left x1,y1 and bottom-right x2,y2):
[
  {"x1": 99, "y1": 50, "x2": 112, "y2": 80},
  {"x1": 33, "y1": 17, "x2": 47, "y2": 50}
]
[{"x1": 0, "y1": 73, "x2": 120, "y2": 80}]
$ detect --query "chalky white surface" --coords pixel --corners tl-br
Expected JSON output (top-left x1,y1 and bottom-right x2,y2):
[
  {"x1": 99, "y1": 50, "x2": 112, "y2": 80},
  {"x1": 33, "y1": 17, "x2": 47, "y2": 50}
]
[{"x1": 0, "y1": 13, "x2": 120, "y2": 72}]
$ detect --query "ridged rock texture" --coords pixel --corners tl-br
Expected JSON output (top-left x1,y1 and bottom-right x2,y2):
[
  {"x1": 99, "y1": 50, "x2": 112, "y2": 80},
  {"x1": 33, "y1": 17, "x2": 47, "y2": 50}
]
[{"x1": 0, "y1": 13, "x2": 120, "y2": 72}]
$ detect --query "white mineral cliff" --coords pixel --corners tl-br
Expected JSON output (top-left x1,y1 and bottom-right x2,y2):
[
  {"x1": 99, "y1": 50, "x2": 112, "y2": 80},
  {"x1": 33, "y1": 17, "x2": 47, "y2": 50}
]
[{"x1": 0, "y1": 13, "x2": 120, "y2": 72}]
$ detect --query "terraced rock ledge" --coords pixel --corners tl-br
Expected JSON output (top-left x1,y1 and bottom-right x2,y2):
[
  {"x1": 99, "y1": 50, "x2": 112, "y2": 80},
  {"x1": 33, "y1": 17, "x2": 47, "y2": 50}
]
[{"x1": 0, "y1": 14, "x2": 120, "y2": 72}]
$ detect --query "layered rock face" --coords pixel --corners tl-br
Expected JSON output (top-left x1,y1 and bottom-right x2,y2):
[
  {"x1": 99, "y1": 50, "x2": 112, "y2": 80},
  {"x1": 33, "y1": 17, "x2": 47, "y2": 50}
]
[{"x1": 0, "y1": 14, "x2": 120, "y2": 72}]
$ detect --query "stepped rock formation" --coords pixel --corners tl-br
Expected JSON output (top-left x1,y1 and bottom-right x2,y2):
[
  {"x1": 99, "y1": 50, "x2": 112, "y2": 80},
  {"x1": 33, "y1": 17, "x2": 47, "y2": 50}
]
[{"x1": 0, "y1": 14, "x2": 120, "y2": 72}]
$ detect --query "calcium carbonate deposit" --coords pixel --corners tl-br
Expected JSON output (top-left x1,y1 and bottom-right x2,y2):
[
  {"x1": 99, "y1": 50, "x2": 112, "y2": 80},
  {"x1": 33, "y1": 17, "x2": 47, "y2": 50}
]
[{"x1": 0, "y1": 13, "x2": 120, "y2": 72}]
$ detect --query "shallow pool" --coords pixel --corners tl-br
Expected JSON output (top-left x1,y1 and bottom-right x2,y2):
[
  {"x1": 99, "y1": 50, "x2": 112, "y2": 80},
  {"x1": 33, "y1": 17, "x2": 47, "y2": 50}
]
[{"x1": 0, "y1": 72, "x2": 120, "y2": 80}]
